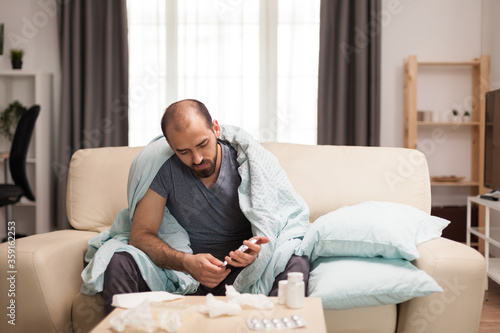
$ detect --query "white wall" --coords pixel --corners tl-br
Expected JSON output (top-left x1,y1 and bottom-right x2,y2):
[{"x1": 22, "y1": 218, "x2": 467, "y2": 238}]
[
  {"x1": 0, "y1": 0, "x2": 59, "y2": 72},
  {"x1": 380, "y1": 0, "x2": 483, "y2": 147}
]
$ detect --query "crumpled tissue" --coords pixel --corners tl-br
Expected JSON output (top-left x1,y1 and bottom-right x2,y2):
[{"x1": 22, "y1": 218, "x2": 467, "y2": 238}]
[
  {"x1": 197, "y1": 285, "x2": 275, "y2": 318},
  {"x1": 198, "y1": 293, "x2": 242, "y2": 318},
  {"x1": 109, "y1": 299, "x2": 157, "y2": 332},
  {"x1": 158, "y1": 311, "x2": 182, "y2": 332},
  {"x1": 111, "y1": 291, "x2": 184, "y2": 309},
  {"x1": 225, "y1": 285, "x2": 274, "y2": 310},
  {"x1": 109, "y1": 299, "x2": 182, "y2": 333}
]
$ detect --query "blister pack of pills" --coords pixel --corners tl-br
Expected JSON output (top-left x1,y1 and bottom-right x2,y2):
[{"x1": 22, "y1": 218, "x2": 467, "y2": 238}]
[{"x1": 246, "y1": 315, "x2": 307, "y2": 330}]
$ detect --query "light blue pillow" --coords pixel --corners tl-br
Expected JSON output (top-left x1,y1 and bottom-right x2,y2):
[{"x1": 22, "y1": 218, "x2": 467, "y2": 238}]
[
  {"x1": 299, "y1": 201, "x2": 450, "y2": 261},
  {"x1": 308, "y1": 256, "x2": 443, "y2": 310}
]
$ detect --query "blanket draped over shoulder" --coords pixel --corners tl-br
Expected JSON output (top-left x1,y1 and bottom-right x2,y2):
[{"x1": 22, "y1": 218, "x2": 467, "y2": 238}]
[{"x1": 81, "y1": 125, "x2": 310, "y2": 296}]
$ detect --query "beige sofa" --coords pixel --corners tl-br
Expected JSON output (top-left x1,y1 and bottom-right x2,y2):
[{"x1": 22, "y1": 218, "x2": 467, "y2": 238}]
[{"x1": 0, "y1": 142, "x2": 486, "y2": 333}]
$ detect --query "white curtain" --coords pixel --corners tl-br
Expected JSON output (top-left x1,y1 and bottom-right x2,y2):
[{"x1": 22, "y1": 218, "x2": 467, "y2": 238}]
[{"x1": 127, "y1": 0, "x2": 320, "y2": 146}]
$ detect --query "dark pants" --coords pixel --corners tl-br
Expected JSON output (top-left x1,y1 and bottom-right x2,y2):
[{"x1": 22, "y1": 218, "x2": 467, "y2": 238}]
[{"x1": 103, "y1": 252, "x2": 310, "y2": 314}]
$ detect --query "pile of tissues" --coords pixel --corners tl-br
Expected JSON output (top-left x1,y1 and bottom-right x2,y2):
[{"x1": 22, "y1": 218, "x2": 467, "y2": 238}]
[
  {"x1": 198, "y1": 285, "x2": 274, "y2": 318},
  {"x1": 109, "y1": 286, "x2": 275, "y2": 331},
  {"x1": 109, "y1": 299, "x2": 181, "y2": 333}
]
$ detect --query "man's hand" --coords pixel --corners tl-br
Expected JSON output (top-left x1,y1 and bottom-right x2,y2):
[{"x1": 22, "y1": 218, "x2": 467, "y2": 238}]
[
  {"x1": 224, "y1": 236, "x2": 270, "y2": 268},
  {"x1": 184, "y1": 253, "x2": 231, "y2": 288}
]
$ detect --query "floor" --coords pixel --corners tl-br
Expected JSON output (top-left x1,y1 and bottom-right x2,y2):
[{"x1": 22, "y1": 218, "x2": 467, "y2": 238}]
[{"x1": 480, "y1": 278, "x2": 500, "y2": 332}]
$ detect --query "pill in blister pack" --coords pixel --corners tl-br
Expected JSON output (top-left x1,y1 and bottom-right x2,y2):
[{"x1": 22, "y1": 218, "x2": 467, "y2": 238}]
[{"x1": 246, "y1": 315, "x2": 307, "y2": 330}]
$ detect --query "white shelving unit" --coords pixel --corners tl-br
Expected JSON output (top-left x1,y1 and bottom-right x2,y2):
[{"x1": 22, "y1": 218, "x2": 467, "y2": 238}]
[
  {"x1": 467, "y1": 195, "x2": 500, "y2": 289},
  {"x1": 0, "y1": 71, "x2": 52, "y2": 236}
]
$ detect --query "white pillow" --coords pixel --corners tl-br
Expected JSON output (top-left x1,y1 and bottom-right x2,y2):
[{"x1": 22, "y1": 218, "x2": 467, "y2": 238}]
[
  {"x1": 299, "y1": 201, "x2": 450, "y2": 261},
  {"x1": 308, "y1": 256, "x2": 443, "y2": 310}
]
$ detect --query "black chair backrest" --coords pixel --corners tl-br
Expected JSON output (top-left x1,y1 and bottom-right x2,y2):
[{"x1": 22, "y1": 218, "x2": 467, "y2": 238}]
[{"x1": 9, "y1": 105, "x2": 40, "y2": 201}]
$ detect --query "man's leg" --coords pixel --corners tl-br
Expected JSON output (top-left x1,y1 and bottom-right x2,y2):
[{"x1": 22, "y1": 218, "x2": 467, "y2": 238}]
[
  {"x1": 103, "y1": 252, "x2": 151, "y2": 314},
  {"x1": 268, "y1": 255, "x2": 310, "y2": 296}
]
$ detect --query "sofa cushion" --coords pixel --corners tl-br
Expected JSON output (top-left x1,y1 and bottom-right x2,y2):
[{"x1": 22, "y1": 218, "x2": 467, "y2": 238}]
[
  {"x1": 261, "y1": 142, "x2": 432, "y2": 222},
  {"x1": 308, "y1": 256, "x2": 442, "y2": 310},
  {"x1": 67, "y1": 146, "x2": 144, "y2": 231},
  {"x1": 299, "y1": 201, "x2": 450, "y2": 262},
  {"x1": 324, "y1": 306, "x2": 396, "y2": 333}
]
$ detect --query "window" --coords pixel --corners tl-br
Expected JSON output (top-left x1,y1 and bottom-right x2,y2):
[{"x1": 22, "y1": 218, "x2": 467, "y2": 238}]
[{"x1": 127, "y1": 0, "x2": 320, "y2": 146}]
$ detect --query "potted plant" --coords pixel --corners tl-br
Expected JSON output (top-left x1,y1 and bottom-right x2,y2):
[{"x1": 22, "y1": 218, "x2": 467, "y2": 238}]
[
  {"x1": 450, "y1": 109, "x2": 461, "y2": 123},
  {"x1": 0, "y1": 100, "x2": 25, "y2": 141},
  {"x1": 10, "y1": 48, "x2": 24, "y2": 69},
  {"x1": 463, "y1": 111, "x2": 471, "y2": 123}
]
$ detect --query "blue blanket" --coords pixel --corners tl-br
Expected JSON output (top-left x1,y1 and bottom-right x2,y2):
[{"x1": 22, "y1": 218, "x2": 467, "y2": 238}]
[{"x1": 81, "y1": 125, "x2": 310, "y2": 295}]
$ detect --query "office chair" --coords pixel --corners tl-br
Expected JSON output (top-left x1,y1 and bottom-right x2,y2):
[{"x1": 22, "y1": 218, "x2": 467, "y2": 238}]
[{"x1": 1, "y1": 105, "x2": 40, "y2": 240}]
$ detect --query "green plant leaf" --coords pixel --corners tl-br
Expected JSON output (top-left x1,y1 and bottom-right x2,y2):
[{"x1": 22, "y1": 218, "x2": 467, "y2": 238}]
[
  {"x1": 0, "y1": 100, "x2": 25, "y2": 141},
  {"x1": 9, "y1": 48, "x2": 24, "y2": 61}
]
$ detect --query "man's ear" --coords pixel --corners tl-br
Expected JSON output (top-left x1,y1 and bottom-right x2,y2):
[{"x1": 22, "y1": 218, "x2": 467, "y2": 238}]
[{"x1": 212, "y1": 120, "x2": 221, "y2": 138}]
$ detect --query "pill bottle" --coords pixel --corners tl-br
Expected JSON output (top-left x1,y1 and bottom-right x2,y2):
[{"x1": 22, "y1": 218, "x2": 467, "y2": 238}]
[
  {"x1": 278, "y1": 280, "x2": 288, "y2": 305},
  {"x1": 286, "y1": 272, "x2": 304, "y2": 309}
]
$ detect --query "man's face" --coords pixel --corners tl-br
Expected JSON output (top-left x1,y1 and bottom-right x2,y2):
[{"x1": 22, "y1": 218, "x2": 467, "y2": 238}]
[{"x1": 166, "y1": 116, "x2": 221, "y2": 179}]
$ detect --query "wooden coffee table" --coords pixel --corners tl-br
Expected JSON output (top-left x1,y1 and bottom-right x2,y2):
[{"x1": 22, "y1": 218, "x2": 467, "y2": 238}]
[{"x1": 91, "y1": 296, "x2": 326, "y2": 332}]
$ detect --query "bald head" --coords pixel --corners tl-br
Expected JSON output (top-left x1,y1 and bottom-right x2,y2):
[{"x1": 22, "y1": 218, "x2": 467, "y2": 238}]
[{"x1": 161, "y1": 99, "x2": 213, "y2": 141}]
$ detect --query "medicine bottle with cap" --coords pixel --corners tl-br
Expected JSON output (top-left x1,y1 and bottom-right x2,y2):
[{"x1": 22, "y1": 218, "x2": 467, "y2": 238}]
[
  {"x1": 286, "y1": 272, "x2": 304, "y2": 308},
  {"x1": 278, "y1": 280, "x2": 288, "y2": 305}
]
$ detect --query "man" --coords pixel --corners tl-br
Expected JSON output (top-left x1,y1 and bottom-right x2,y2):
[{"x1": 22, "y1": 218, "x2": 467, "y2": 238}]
[{"x1": 103, "y1": 99, "x2": 309, "y2": 314}]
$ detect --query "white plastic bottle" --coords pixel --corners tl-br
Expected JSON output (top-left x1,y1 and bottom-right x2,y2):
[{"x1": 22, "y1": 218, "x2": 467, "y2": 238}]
[
  {"x1": 286, "y1": 272, "x2": 304, "y2": 308},
  {"x1": 278, "y1": 280, "x2": 288, "y2": 305}
]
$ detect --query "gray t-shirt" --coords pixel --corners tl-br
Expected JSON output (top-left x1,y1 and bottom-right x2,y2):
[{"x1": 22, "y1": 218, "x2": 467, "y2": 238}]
[{"x1": 149, "y1": 140, "x2": 253, "y2": 260}]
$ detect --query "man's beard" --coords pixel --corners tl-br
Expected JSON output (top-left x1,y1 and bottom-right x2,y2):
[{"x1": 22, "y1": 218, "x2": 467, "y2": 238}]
[{"x1": 191, "y1": 143, "x2": 219, "y2": 178}]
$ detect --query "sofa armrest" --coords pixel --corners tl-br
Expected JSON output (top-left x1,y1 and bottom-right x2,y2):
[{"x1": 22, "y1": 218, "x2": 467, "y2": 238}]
[
  {"x1": 397, "y1": 237, "x2": 486, "y2": 333},
  {"x1": 0, "y1": 229, "x2": 98, "y2": 333}
]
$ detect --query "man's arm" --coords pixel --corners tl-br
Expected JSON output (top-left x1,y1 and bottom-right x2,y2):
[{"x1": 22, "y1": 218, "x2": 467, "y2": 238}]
[{"x1": 129, "y1": 188, "x2": 230, "y2": 288}]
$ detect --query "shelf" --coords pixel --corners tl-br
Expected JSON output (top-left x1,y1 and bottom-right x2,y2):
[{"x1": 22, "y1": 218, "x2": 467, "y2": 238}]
[
  {"x1": 431, "y1": 181, "x2": 479, "y2": 187},
  {"x1": 404, "y1": 55, "x2": 489, "y2": 229},
  {"x1": 0, "y1": 155, "x2": 36, "y2": 163},
  {"x1": 0, "y1": 70, "x2": 51, "y2": 77},
  {"x1": 469, "y1": 195, "x2": 500, "y2": 210},
  {"x1": 417, "y1": 121, "x2": 480, "y2": 126},
  {"x1": 488, "y1": 258, "x2": 500, "y2": 287},
  {"x1": 467, "y1": 196, "x2": 500, "y2": 289},
  {"x1": 417, "y1": 60, "x2": 481, "y2": 66},
  {"x1": 469, "y1": 227, "x2": 500, "y2": 249}
]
